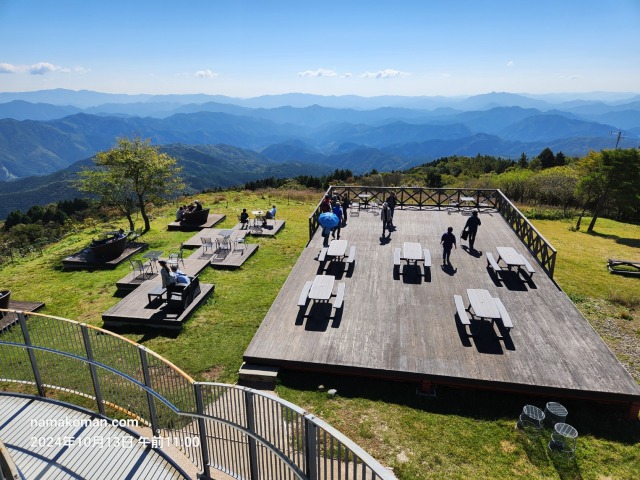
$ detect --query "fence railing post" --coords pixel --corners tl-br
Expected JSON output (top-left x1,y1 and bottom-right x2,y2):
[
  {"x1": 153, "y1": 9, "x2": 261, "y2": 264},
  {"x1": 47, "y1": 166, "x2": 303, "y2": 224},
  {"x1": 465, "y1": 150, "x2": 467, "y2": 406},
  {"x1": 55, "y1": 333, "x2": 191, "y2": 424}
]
[
  {"x1": 18, "y1": 312, "x2": 44, "y2": 397},
  {"x1": 244, "y1": 389, "x2": 260, "y2": 480},
  {"x1": 139, "y1": 347, "x2": 159, "y2": 436},
  {"x1": 80, "y1": 324, "x2": 105, "y2": 416},
  {"x1": 194, "y1": 384, "x2": 212, "y2": 479},
  {"x1": 304, "y1": 417, "x2": 318, "y2": 480}
]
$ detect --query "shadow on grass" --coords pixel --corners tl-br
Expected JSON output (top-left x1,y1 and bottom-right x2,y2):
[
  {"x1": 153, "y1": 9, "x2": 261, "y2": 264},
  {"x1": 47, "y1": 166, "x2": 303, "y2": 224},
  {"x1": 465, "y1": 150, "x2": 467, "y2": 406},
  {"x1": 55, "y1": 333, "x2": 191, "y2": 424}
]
[
  {"x1": 586, "y1": 230, "x2": 640, "y2": 249},
  {"x1": 518, "y1": 434, "x2": 583, "y2": 480},
  {"x1": 277, "y1": 370, "x2": 640, "y2": 445}
]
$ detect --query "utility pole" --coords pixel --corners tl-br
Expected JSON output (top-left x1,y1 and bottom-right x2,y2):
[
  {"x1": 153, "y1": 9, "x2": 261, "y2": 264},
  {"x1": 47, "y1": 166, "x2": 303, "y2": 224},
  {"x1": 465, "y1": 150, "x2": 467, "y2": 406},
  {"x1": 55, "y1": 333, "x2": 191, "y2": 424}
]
[{"x1": 610, "y1": 130, "x2": 625, "y2": 149}]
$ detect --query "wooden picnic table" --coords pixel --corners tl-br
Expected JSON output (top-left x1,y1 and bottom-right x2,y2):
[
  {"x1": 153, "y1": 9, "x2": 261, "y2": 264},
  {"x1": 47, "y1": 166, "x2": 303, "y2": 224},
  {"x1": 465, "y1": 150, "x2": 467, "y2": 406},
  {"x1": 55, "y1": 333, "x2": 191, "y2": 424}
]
[
  {"x1": 466, "y1": 288, "x2": 500, "y2": 320},
  {"x1": 402, "y1": 242, "x2": 423, "y2": 263},
  {"x1": 496, "y1": 246, "x2": 526, "y2": 270},
  {"x1": 308, "y1": 275, "x2": 335, "y2": 301},
  {"x1": 327, "y1": 239, "x2": 348, "y2": 258}
]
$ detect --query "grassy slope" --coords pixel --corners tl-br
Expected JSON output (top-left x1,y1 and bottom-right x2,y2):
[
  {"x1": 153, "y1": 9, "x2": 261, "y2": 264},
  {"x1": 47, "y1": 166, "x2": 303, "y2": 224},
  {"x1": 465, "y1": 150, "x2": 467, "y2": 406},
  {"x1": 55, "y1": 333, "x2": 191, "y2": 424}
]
[{"x1": 1, "y1": 194, "x2": 639, "y2": 479}]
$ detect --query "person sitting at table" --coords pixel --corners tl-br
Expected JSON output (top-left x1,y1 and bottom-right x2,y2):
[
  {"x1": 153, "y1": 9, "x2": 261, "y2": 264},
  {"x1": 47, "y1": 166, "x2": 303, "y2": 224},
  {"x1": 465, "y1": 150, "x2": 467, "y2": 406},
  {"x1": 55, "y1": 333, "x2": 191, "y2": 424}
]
[
  {"x1": 176, "y1": 206, "x2": 185, "y2": 221},
  {"x1": 170, "y1": 265, "x2": 190, "y2": 285},
  {"x1": 193, "y1": 200, "x2": 203, "y2": 211},
  {"x1": 158, "y1": 260, "x2": 176, "y2": 291},
  {"x1": 115, "y1": 228, "x2": 126, "y2": 239},
  {"x1": 262, "y1": 205, "x2": 276, "y2": 227},
  {"x1": 239, "y1": 209, "x2": 249, "y2": 229}
]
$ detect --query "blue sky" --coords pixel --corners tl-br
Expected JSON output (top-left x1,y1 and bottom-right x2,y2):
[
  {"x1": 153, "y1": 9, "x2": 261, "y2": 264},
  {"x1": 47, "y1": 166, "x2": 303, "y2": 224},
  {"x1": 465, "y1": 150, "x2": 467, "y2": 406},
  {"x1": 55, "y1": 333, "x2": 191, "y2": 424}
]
[{"x1": 1, "y1": 0, "x2": 639, "y2": 98}]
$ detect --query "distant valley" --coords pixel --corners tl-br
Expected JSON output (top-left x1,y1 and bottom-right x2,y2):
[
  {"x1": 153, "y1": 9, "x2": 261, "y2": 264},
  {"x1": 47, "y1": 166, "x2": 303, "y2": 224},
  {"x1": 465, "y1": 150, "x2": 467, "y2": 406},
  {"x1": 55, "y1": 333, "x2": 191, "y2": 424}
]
[{"x1": 0, "y1": 89, "x2": 638, "y2": 217}]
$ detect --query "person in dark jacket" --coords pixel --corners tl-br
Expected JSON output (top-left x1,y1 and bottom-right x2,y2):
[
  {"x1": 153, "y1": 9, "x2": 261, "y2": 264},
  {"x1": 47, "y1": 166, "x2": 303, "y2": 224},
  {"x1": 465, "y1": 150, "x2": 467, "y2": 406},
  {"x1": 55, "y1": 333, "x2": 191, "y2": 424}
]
[
  {"x1": 463, "y1": 210, "x2": 482, "y2": 250},
  {"x1": 386, "y1": 192, "x2": 397, "y2": 222},
  {"x1": 341, "y1": 194, "x2": 350, "y2": 226},
  {"x1": 381, "y1": 202, "x2": 393, "y2": 237},
  {"x1": 440, "y1": 227, "x2": 456, "y2": 265}
]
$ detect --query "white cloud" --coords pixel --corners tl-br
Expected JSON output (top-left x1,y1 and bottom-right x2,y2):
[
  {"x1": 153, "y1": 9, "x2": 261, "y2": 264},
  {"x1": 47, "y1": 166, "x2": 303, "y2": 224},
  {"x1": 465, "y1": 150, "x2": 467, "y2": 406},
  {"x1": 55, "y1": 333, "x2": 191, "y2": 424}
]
[
  {"x1": 0, "y1": 63, "x2": 20, "y2": 73},
  {"x1": 29, "y1": 62, "x2": 61, "y2": 75},
  {"x1": 73, "y1": 66, "x2": 91, "y2": 74},
  {"x1": 342, "y1": 72, "x2": 352, "y2": 78},
  {"x1": 506, "y1": 60, "x2": 514, "y2": 67},
  {"x1": 297, "y1": 68, "x2": 338, "y2": 78},
  {"x1": 360, "y1": 69, "x2": 410, "y2": 79},
  {"x1": 195, "y1": 69, "x2": 219, "y2": 79}
]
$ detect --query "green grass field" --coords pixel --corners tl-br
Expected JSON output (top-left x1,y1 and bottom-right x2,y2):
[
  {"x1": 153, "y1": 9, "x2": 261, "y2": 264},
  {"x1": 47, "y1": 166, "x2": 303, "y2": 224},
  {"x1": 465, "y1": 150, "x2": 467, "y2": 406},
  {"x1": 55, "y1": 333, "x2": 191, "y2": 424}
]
[{"x1": 1, "y1": 191, "x2": 639, "y2": 479}]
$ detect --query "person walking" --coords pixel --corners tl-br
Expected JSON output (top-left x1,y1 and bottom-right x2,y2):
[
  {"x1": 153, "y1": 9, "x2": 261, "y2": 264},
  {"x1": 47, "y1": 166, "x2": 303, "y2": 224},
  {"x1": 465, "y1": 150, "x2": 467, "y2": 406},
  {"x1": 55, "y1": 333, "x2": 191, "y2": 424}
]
[
  {"x1": 386, "y1": 191, "x2": 397, "y2": 223},
  {"x1": 341, "y1": 193, "x2": 350, "y2": 226},
  {"x1": 463, "y1": 210, "x2": 482, "y2": 251},
  {"x1": 440, "y1": 227, "x2": 457, "y2": 265},
  {"x1": 381, "y1": 202, "x2": 393, "y2": 237},
  {"x1": 331, "y1": 202, "x2": 343, "y2": 239}
]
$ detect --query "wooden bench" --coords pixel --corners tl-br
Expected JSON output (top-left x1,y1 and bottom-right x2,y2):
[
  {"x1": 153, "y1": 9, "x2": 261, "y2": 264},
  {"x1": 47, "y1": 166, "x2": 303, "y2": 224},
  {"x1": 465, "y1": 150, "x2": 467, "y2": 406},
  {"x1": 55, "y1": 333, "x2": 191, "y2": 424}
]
[
  {"x1": 333, "y1": 282, "x2": 346, "y2": 309},
  {"x1": 147, "y1": 285, "x2": 167, "y2": 304},
  {"x1": 423, "y1": 249, "x2": 432, "y2": 268},
  {"x1": 518, "y1": 254, "x2": 535, "y2": 277},
  {"x1": 393, "y1": 247, "x2": 402, "y2": 266},
  {"x1": 454, "y1": 295, "x2": 471, "y2": 326},
  {"x1": 298, "y1": 281, "x2": 313, "y2": 307},
  {"x1": 345, "y1": 246, "x2": 356, "y2": 264},
  {"x1": 318, "y1": 247, "x2": 328, "y2": 262},
  {"x1": 493, "y1": 297, "x2": 513, "y2": 331},
  {"x1": 486, "y1": 252, "x2": 502, "y2": 272}
]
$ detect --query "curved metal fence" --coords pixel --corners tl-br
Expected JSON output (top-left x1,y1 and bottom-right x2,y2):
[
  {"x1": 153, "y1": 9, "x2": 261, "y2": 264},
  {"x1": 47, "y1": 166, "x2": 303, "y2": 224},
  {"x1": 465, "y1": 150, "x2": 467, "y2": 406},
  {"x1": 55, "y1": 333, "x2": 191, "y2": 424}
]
[
  {"x1": 312, "y1": 186, "x2": 556, "y2": 277},
  {"x1": 0, "y1": 310, "x2": 395, "y2": 480}
]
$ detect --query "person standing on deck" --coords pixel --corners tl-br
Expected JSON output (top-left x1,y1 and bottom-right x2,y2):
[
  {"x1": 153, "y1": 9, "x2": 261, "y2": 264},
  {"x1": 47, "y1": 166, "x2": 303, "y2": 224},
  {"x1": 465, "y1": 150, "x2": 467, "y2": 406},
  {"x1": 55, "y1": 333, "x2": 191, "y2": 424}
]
[
  {"x1": 341, "y1": 193, "x2": 350, "y2": 226},
  {"x1": 331, "y1": 202, "x2": 343, "y2": 239},
  {"x1": 440, "y1": 227, "x2": 457, "y2": 265},
  {"x1": 381, "y1": 202, "x2": 393, "y2": 237},
  {"x1": 386, "y1": 191, "x2": 397, "y2": 224},
  {"x1": 463, "y1": 210, "x2": 482, "y2": 251}
]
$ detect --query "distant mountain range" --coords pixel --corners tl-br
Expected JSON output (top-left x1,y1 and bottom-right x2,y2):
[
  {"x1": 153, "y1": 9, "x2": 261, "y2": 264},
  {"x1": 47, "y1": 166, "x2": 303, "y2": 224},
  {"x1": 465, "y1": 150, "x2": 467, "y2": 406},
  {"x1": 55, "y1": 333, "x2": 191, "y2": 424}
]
[{"x1": 0, "y1": 89, "x2": 638, "y2": 216}]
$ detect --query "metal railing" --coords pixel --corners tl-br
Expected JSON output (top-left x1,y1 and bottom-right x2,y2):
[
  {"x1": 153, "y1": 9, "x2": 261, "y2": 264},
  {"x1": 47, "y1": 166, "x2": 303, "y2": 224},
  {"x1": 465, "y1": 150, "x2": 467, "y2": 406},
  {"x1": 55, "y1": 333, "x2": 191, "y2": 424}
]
[
  {"x1": 310, "y1": 186, "x2": 556, "y2": 278},
  {"x1": 0, "y1": 310, "x2": 395, "y2": 480}
]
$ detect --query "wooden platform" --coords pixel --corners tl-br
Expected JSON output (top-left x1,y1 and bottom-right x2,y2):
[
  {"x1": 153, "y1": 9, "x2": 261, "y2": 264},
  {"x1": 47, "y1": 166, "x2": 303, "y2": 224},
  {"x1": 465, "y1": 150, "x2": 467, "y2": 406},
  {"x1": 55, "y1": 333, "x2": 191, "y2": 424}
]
[
  {"x1": 183, "y1": 227, "x2": 248, "y2": 249},
  {"x1": 102, "y1": 279, "x2": 214, "y2": 329},
  {"x1": 242, "y1": 220, "x2": 286, "y2": 237},
  {"x1": 1, "y1": 300, "x2": 45, "y2": 330},
  {"x1": 115, "y1": 246, "x2": 214, "y2": 290},
  {"x1": 61, "y1": 242, "x2": 147, "y2": 270},
  {"x1": 167, "y1": 213, "x2": 225, "y2": 231},
  {"x1": 209, "y1": 243, "x2": 259, "y2": 269},
  {"x1": 244, "y1": 208, "x2": 640, "y2": 412},
  {"x1": 0, "y1": 393, "x2": 190, "y2": 479}
]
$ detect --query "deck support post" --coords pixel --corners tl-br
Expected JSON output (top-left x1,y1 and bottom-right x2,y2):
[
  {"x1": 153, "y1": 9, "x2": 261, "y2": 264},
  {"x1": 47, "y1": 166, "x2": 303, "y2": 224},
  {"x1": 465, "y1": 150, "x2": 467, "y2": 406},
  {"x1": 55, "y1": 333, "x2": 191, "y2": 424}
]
[
  {"x1": 627, "y1": 401, "x2": 640, "y2": 421},
  {"x1": 139, "y1": 347, "x2": 159, "y2": 436},
  {"x1": 81, "y1": 324, "x2": 105, "y2": 416},
  {"x1": 304, "y1": 417, "x2": 318, "y2": 480},
  {"x1": 194, "y1": 384, "x2": 212, "y2": 479},
  {"x1": 243, "y1": 389, "x2": 260, "y2": 480},
  {"x1": 18, "y1": 311, "x2": 44, "y2": 397}
]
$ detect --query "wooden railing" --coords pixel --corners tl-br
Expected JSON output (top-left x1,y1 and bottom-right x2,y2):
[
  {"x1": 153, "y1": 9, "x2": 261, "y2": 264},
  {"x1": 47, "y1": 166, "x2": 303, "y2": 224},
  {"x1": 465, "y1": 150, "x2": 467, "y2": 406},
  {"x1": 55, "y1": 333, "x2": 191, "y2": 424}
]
[{"x1": 309, "y1": 186, "x2": 556, "y2": 278}]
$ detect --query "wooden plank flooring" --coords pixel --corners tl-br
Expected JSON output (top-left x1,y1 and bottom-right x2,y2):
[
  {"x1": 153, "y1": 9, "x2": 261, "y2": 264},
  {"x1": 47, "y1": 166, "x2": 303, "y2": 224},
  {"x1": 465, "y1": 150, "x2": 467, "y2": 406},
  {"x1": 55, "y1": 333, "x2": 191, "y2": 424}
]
[
  {"x1": 244, "y1": 208, "x2": 640, "y2": 405},
  {"x1": 167, "y1": 214, "x2": 225, "y2": 231},
  {"x1": 102, "y1": 277, "x2": 214, "y2": 328},
  {"x1": 0, "y1": 393, "x2": 189, "y2": 479},
  {"x1": 61, "y1": 242, "x2": 147, "y2": 270},
  {"x1": 115, "y1": 246, "x2": 214, "y2": 290}
]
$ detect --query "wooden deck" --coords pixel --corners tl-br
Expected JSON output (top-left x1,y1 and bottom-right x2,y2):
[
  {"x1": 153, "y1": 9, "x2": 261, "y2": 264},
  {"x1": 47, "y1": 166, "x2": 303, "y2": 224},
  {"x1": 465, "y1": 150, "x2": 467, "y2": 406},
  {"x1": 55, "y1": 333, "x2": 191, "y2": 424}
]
[
  {"x1": 183, "y1": 228, "x2": 248, "y2": 248},
  {"x1": 244, "y1": 208, "x2": 640, "y2": 412},
  {"x1": 167, "y1": 213, "x2": 225, "y2": 231},
  {"x1": 242, "y1": 219, "x2": 286, "y2": 237},
  {"x1": 102, "y1": 278, "x2": 214, "y2": 329},
  {"x1": 0, "y1": 393, "x2": 190, "y2": 479},
  {"x1": 115, "y1": 246, "x2": 214, "y2": 290},
  {"x1": 61, "y1": 242, "x2": 148, "y2": 270}
]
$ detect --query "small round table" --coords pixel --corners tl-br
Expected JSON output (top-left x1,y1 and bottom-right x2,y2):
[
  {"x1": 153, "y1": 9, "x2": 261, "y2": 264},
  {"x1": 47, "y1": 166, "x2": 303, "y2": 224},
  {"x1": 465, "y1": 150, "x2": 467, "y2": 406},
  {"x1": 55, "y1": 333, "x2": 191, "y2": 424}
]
[
  {"x1": 544, "y1": 402, "x2": 568, "y2": 428},
  {"x1": 518, "y1": 404, "x2": 545, "y2": 434},
  {"x1": 549, "y1": 422, "x2": 578, "y2": 458}
]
